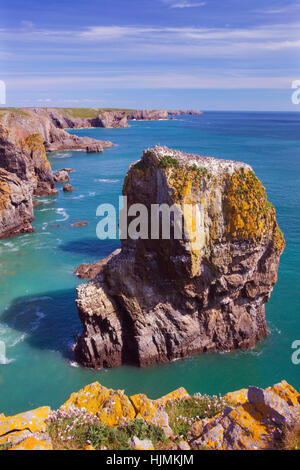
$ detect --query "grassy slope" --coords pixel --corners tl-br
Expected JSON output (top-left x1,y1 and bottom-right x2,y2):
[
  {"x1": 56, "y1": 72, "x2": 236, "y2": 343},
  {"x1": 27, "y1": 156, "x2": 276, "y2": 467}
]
[{"x1": 0, "y1": 107, "x2": 137, "y2": 119}]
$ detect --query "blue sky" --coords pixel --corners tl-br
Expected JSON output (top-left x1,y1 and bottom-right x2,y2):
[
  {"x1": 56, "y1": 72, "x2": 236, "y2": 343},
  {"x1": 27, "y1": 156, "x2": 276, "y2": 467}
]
[{"x1": 0, "y1": 0, "x2": 300, "y2": 110}]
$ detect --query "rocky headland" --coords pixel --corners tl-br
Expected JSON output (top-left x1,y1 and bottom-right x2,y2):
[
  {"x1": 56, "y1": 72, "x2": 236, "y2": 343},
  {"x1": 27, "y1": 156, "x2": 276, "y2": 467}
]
[
  {"x1": 0, "y1": 107, "x2": 115, "y2": 238},
  {"x1": 0, "y1": 107, "x2": 202, "y2": 239},
  {"x1": 0, "y1": 380, "x2": 299, "y2": 450},
  {"x1": 74, "y1": 145, "x2": 285, "y2": 369}
]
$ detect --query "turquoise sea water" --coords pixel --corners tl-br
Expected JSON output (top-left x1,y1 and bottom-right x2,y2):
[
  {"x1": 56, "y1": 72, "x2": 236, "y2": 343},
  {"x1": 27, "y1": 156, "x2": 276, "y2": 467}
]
[{"x1": 0, "y1": 111, "x2": 299, "y2": 415}]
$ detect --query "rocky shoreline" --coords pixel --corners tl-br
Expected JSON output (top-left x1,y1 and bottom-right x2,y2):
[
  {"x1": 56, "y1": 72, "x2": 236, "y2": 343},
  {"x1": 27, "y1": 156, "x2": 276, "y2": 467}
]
[
  {"x1": 0, "y1": 107, "x2": 192, "y2": 238},
  {"x1": 0, "y1": 379, "x2": 299, "y2": 450}
]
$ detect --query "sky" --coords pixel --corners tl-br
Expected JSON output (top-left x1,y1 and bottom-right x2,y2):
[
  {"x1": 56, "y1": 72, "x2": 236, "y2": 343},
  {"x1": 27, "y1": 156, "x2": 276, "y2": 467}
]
[{"x1": 0, "y1": 0, "x2": 300, "y2": 110}]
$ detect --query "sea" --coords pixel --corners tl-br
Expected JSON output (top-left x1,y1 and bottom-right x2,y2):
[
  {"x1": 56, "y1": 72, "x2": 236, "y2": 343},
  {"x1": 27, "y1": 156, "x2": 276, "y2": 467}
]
[{"x1": 0, "y1": 111, "x2": 299, "y2": 415}]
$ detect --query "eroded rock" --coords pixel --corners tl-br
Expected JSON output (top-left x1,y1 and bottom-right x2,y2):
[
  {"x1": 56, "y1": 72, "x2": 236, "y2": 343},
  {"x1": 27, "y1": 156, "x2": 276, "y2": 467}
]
[
  {"x1": 74, "y1": 145, "x2": 285, "y2": 369},
  {"x1": 0, "y1": 168, "x2": 34, "y2": 238}
]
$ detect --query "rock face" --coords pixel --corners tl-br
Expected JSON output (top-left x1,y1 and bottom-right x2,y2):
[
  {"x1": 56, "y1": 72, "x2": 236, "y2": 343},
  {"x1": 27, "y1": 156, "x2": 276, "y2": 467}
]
[
  {"x1": 128, "y1": 110, "x2": 169, "y2": 120},
  {"x1": 0, "y1": 109, "x2": 113, "y2": 154},
  {"x1": 74, "y1": 249, "x2": 121, "y2": 279},
  {"x1": 0, "y1": 123, "x2": 56, "y2": 197},
  {"x1": 74, "y1": 146, "x2": 285, "y2": 369},
  {"x1": 0, "y1": 168, "x2": 34, "y2": 238},
  {"x1": 96, "y1": 111, "x2": 129, "y2": 128}
]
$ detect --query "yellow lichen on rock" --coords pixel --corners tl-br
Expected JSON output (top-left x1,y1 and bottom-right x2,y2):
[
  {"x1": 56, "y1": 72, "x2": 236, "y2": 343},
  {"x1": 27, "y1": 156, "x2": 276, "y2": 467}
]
[
  {"x1": 61, "y1": 382, "x2": 135, "y2": 427},
  {"x1": 225, "y1": 169, "x2": 285, "y2": 252},
  {"x1": 0, "y1": 406, "x2": 50, "y2": 435},
  {"x1": 130, "y1": 393, "x2": 159, "y2": 421},
  {"x1": 267, "y1": 380, "x2": 300, "y2": 406},
  {"x1": 155, "y1": 387, "x2": 190, "y2": 407},
  {"x1": 225, "y1": 388, "x2": 248, "y2": 405},
  {"x1": 21, "y1": 133, "x2": 51, "y2": 170},
  {"x1": 9, "y1": 436, "x2": 52, "y2": 451}
]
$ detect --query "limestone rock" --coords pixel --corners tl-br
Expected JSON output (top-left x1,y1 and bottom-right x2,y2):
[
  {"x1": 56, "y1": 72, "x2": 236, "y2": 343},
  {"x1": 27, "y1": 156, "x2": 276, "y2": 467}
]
[
  {"x1": 74, "y1": 145, "x2": 285, "y2": 368},
  {"x1": 0, "y1": 123, "x2": 56, "y2": 197},
  {"x1": 61, "y1": 382, "x2": 136, "y2": 427},
  {"x1": 71, "y1": 221, "x2": 88, "y2": 227},
  {"x1": 97, "y1": 111, "x2": 128, "y2": 128},
  {"x1": 129, "y1": 436, "x2": 154, "y2": 450},
  {"x1": 0, "y1": 168, "x2": 34, "y2": 238},
  {"x1": 177, "y1": 440, "x2": 191, "y2": 450},
  {"x1": 74, "y1": 249, "x2": 121, "y2": 279},
  {"x1": 128, "y1": 110, "x2": 169, "y2": 120},
  {"x1": 9, "y1": 436, "x2": 52, "y2": 450},
  {"x1": 63, "y1": 184, "x2": 75, "y2": 192},
  {"x1": 86, "y1": 143, "x2": 103, "y2": 153},
  {"x1": 190, "y1": 381, "x2": 300, "y2": 450},
  {"x1": 54, "y1": 169, "x2": 69, "y2": 183}
]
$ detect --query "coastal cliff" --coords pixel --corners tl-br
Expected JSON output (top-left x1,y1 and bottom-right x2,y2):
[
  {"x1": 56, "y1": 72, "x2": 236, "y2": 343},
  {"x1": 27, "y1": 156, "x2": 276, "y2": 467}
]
[
  {"x1": 0, "y1": 168, "x2": 34, "y2": 239},
  {"x1": 0, "y1": 108, "x2": 115, "y2": 238},
  {"x1": 74, "y1": 145, "x2": 285, "y2": 368},
  {"x1": 0, "y1": 380, "x2": 299, "y2": 450}
]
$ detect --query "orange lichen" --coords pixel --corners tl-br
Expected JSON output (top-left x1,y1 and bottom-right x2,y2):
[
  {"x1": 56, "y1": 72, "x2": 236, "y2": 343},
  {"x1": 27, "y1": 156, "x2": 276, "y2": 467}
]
[
  {"x1": 21, "y1": 133, "x2": 51, "y2": 170},
  {"x1": 225, "y1": 169, "x2": 285, "y2": 252}
]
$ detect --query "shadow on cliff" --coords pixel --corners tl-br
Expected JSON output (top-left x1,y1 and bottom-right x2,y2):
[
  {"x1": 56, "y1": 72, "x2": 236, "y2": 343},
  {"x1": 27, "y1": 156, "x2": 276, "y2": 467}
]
[
  {"x1": 1, "y1": 289, "x2": 81, "y2": 361},
  {"x1": 59, "y1": 237, "x2": 120, "y2": 258}
]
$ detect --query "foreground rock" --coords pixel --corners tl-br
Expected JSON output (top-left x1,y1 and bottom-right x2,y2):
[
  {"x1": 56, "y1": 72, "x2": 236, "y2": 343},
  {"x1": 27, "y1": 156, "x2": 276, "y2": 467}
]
[
  {"x1": 190, "y1": 380, "x2": 300, "y2": 450},
  {"x1": 74, "y1": 145, "x2": 285, "y2": 369},
  {"x1": 1, "y1": 380, "x2": 298, "y2": 450},
  {"x1": 0, "y1": 406, "x2": 52, "y2": 450},
  {"x1": 0, "y1": 168, "x2": 34, "y2": 238}
]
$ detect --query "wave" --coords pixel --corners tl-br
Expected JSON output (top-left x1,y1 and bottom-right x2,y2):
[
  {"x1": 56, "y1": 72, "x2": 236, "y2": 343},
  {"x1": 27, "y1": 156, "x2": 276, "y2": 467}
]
[
  {"x1": 56, "y1": 208, "x2": 69, "y2": 222},
  {"x1": 52, "y1": 152, "x2": 72, "y2": 159},
  {"x1": 69, "y1": 361, "x2": 79, "y2": 368},
  {"x1": 0, "y1": 340, "x2": 14, "y2": 365},
  {"x1": 9, "y1": 333, "x2": 27, "y2": 348},
  {"x1": 94, "y1": 178, "x2": 119, "y2": 183}
]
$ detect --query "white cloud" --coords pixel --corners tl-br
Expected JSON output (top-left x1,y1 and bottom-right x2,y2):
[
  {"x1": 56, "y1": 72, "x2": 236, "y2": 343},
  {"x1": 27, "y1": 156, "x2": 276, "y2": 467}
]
[
  {"x1": 163, "y1": 0, "x2": 206, "y2": 8},
  {"x1": 5, "y1": 73, "x2": 293, "y2": 90}
]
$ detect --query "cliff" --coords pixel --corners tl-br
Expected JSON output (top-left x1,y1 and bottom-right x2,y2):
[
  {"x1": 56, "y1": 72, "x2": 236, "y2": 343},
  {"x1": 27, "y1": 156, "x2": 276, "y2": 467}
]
[
  {"x1": 0, "y1": 122, "x2": 56, "y2": 197},
  {"x1": 0, "y1": 109, "x2": 114, "y2": 152},
  {"x1": 0, "y1": 380, "x2": 299, "y2": 450},
  {"x1": 0, "y1": 108, "x2": 115, "y2": 238},
  {"x1": 0, "y1": 168, "x2": 34, "y2": 239},
  {"x1": 74, "y1": 145, "x2": 285, "y2": 369}
]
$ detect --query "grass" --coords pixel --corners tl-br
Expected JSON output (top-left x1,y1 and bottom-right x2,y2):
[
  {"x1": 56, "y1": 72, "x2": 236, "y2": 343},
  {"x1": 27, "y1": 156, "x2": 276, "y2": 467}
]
[
  {"x1": 46, "y1": 408, "x2": 168, "y2": 450},
  {"x1": 158, "y1": 155, "x2": 180, "y2": 169},
  {"x1": 165, "y1": 394, "x2": 229, "y2": 439},
  {"x1": 0, "y1": 442, "x2": 12, "y2": 450},
  {"x1": 282, "y1": 423, "x2": 300, "y2": 450},
  {"x1": 0, "y1": 108, "x2": 30, "y2": 116}
]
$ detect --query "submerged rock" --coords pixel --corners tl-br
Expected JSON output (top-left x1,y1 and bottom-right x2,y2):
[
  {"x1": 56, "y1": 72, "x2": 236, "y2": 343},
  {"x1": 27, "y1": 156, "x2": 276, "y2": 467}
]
[
  {"x1": 70, "y1": 221, "x2": 88, "y2": 227},
  {"x1": 74, "y1": 145, "x2": 285, "y2": 369}
]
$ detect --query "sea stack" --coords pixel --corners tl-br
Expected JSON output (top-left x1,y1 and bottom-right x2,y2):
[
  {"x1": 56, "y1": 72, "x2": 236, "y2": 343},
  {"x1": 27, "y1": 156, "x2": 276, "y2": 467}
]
[{"x1": 74, "y1": 145, "x2": 285, "y2": 368}]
